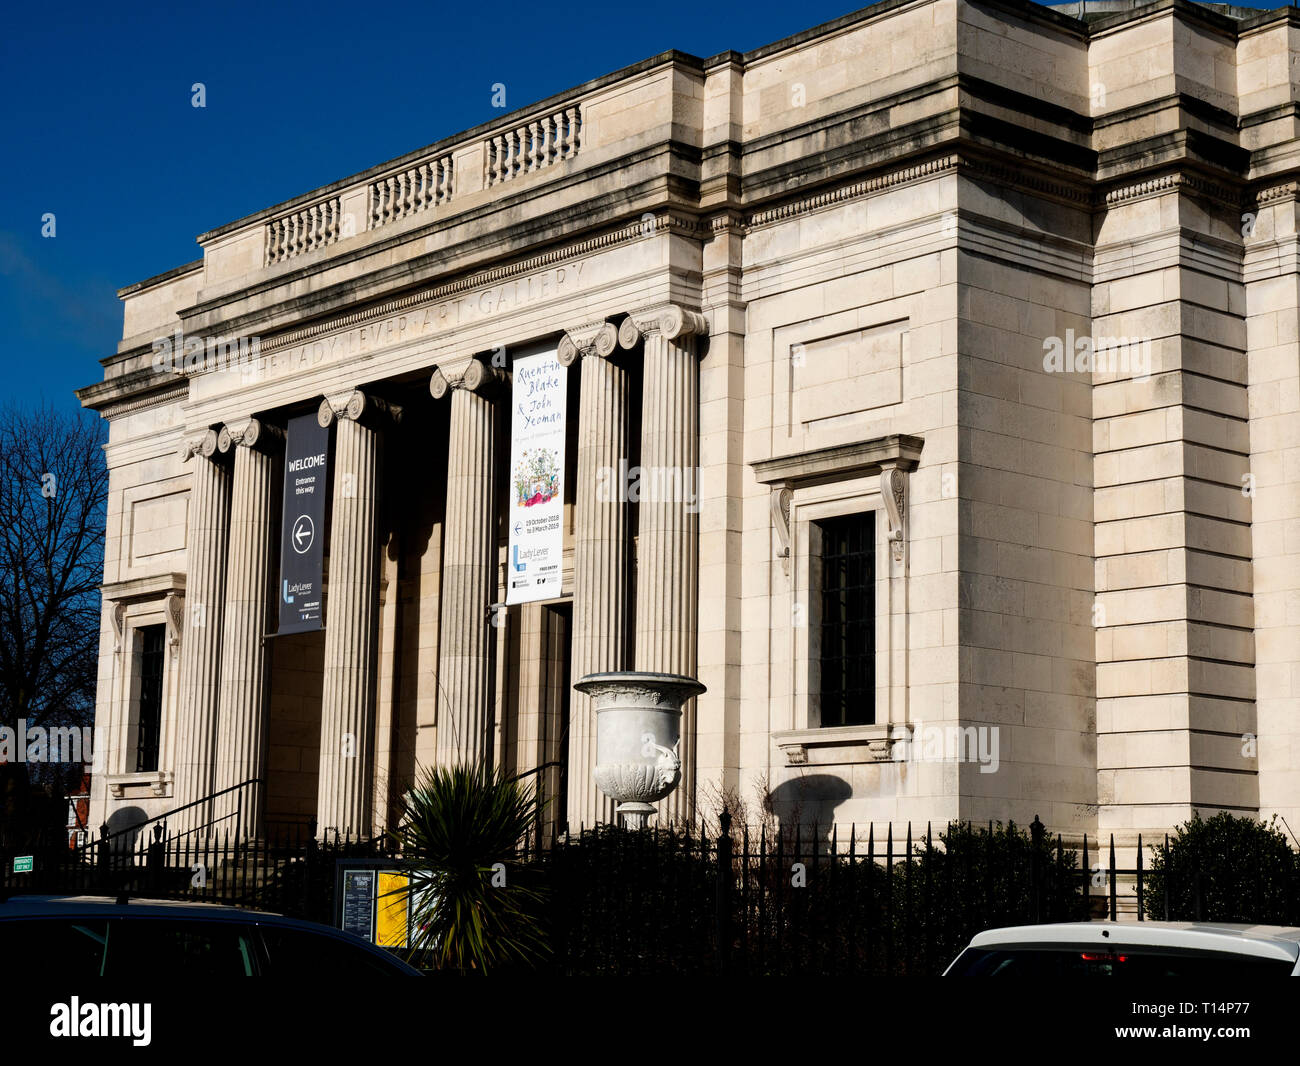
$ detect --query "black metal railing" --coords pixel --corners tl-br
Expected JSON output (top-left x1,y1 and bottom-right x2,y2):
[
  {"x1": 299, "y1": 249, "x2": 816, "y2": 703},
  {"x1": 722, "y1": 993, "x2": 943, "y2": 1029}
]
[{"x1": 1, "y1": 811, "x2": 1285, "y2": 974}]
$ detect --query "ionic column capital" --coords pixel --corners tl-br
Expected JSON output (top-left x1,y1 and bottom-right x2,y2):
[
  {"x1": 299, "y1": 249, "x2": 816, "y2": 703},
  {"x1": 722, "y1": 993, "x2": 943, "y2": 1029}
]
[
  {"x1": 178, "y1": 428, "x2": 223, "y2": 463},
  {"x1": 617, "y1": 304, "x2": 709, "y2": 350},
  {"x1": 317, "y1": 389, "x2": 400, "y2": 429},
  {"x1": 429, "y1": 356, "x2": 508, "y2": 399},
  {"x1": 217, "y1": 417, "x2": 283, "y2": 454},
  {"x1": 557, "y1": 320, "x2": 618, "y2": 367}
]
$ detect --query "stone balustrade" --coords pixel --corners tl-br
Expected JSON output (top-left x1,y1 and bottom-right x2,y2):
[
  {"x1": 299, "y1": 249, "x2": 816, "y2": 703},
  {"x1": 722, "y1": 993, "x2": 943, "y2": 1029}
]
[
  {"x1": 485, "y1": 105, "x2": 581, "y2": 187},
  {"x1": 265, "y1": 197, "x2": 343, "y2": 265},
  {"x1": 370, "y1": 155, "x2": 454, "y2": 227},
  {"x1": 260, "y1": 103, "x2": 583, "y2": 266}
]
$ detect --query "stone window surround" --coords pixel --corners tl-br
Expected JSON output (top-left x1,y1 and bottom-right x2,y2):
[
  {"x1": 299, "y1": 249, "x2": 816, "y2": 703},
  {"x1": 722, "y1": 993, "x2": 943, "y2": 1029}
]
[
  {"x1": 753, "y1": 434, "x2": 922, "y2": 767},
  {"x1": 101, "y1": 574, "x2": 185, "y2": 800}
]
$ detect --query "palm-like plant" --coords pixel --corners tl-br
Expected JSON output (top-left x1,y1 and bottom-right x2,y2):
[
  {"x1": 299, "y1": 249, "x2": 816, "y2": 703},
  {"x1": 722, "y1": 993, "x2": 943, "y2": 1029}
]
[{"x1": 393, "y1": 762, "x2": 549, "y2": 973}]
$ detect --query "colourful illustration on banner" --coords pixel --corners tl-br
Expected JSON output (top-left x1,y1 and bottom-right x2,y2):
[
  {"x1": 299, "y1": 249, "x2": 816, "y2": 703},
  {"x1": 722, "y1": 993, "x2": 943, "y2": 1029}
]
[{"x1": 513, "y1": 447, "x2": 560, "y2": 508}]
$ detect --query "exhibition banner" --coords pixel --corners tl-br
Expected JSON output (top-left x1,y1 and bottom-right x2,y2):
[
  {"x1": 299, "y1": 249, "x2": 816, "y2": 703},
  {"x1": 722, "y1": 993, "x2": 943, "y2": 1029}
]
[{"x1": 506, "y1": 349, "x2": 567, "y2": 604}]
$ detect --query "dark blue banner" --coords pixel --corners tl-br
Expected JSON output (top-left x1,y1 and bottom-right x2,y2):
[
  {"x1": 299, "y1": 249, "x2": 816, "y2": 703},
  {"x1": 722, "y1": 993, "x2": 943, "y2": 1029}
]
[{"x1": 277, "y1": 412, "x2": 329, "y2": 634}]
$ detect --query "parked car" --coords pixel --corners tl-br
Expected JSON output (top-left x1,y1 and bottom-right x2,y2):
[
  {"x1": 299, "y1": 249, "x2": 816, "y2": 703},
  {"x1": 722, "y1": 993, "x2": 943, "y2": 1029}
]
[
  {"x1": 0, "y1": 895, "x2": 422, "y2": 976},
  {"x1": 944, "y1": 921, "x2": 1300, "y2": 976}
]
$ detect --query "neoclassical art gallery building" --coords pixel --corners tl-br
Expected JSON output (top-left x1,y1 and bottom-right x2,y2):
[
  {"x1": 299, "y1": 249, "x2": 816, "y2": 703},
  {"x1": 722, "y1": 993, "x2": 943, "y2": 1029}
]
[{"x1": 79, "y1": 0, "x2": 1300, "y2": 850}]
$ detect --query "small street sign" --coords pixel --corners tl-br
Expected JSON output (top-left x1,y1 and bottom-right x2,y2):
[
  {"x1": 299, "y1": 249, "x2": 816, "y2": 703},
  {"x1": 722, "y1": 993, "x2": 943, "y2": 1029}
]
[{"x1": 13, "y1": 855, "x2": 34, "y2": 874}]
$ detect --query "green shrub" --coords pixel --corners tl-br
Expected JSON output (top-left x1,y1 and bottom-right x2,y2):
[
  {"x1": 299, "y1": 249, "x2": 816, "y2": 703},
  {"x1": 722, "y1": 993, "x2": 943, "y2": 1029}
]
[
  {"x1": 1143, "y1": 812, "x2": 1299, "y2": 924},
  {"x1": 393, "y1": 762, "x2": 549, "y2": 973}
]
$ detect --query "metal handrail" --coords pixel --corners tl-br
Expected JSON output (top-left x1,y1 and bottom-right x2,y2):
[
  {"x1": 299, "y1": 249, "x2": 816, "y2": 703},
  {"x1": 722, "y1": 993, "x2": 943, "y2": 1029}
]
[{"x1": 92, "y1": 777, "x2": 264, "y2": 847}]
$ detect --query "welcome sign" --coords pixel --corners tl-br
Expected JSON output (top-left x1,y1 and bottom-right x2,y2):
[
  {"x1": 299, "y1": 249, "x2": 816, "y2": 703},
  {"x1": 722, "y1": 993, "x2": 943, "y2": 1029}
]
[
  {"x1": 506, "y1": 349, "x2": 567, "y2": 604},
  {"x1": 278, "y1": 412, "x2": 329, "y2": 633}
]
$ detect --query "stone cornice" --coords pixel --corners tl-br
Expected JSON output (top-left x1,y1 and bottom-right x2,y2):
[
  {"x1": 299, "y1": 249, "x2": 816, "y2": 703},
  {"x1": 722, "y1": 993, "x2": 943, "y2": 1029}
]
[
  {"x1": 752, "y1": 434, "x2": 925, "y2": 489},
  {"x1": 1101, "y1": 171, "x2": 1240, "y2": 209},
  {"x1": 1255, "y1": 181, "x2": 1300, "y2": 206},
  {"x1": 91, "y1": 381, "x2": 189, "y2": 421},
  {"x1": 100, "y1": 572, "x2": 186, "y2": 604}
]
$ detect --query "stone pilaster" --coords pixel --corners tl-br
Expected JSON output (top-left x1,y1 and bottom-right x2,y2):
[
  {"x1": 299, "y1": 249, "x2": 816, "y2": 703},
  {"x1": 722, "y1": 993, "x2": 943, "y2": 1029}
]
[
  {"x1": 620, "y1": 304, "x2": 707, "y2": 823},
  {"x1": 315, "y1": 390, "x2": 393, "y2": 838},
  {"x1": 431, "y1": 358, "x2": 505, "y2": 766},
  {"x1": 211, "y1": 417, "x2": 282, "y2": 836},
  {"x1": 558, "y1": 321, "x2": 626, "y2": 826},
  {"x1": 171, "y1": 429, "x2": 231, "y2": 827}
]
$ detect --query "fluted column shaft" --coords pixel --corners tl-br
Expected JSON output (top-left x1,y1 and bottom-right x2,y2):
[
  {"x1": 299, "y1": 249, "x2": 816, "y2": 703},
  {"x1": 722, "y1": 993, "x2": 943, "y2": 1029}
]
[
  {"x1": 316, "y1": 392, "x2": 386, "y2": 838},
  {"x1": 433, "y1": 360, "x2": 500, "y2": 766},
  {"x1": 212, "y1": 419, "x2": 280, "y2": 836},
  {"x1": 561, "y1": 324, "x2": 628, "y2": 826},
  {"x1": 625, "y1": 307, "x2": 705, "y2": 823},
  {"x1": 172, "y1": 432, "x2": 230, "y2": 827}
]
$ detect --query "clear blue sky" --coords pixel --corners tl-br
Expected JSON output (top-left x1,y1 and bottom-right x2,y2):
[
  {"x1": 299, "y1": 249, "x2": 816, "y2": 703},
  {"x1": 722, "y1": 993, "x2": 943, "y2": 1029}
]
[
  {"x1": 0, "y1": 0, "x2": 862, "y2": 411},
  {"x1": 0, "y1": 0, "x2": 1274, "y2": 412}
]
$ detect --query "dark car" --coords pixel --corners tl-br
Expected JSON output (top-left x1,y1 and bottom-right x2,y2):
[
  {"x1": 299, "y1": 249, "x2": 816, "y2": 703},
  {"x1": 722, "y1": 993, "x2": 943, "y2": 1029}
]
[{"x1": 0, "y1": 895, "x2": 422, "y2": 977}]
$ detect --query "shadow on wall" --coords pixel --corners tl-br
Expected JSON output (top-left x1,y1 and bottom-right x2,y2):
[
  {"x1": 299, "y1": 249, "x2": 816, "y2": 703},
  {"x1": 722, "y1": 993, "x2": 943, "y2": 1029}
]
[
  {"x1": 104, "y1": 805, "x2": 149, "y2": 854},
  {"x1": 767, "y1": 774, "x2": 852, "y2": 844}
]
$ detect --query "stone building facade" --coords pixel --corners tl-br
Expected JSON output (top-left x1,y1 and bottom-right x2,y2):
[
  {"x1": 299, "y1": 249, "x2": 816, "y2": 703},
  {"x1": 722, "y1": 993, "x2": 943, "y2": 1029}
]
[{"x1": 78, "y1": 0, "x2": 1300, "y2": 850}]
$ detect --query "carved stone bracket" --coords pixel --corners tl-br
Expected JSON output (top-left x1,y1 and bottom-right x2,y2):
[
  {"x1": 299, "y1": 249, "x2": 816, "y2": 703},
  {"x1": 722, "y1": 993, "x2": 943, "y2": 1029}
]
[
  {"x1": 110, "y1": 602, "x2": 127, "y2": 658},
  {"x1": 556, "y1": 320, "x2": 618, "y2": 367},
  {"x1": 317, "y1": 388, "x2": 400, "y2": 429},
  {"x1": 880, "y1": 464, "x2": 907, "y2": 564},
  {"x1": 617, "y1": 303, "x2": 709, "y2": 349},
  {"x1": 770, "y1": 486, "x2": 793, "y2": 575},
  {"x1": 217, "y1": 417, "x2": 283, "y2": 454},
  {"x1": 429, "y1": 356, "x2": 509, "y2": 399},
  {"x1": 164, "y1": 591, "x2": 185, "y2": 658}
]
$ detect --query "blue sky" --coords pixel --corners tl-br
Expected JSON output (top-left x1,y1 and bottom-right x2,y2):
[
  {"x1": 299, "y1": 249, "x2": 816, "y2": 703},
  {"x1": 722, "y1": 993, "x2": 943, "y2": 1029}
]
[
  {"x1": 0, "y1": 0, "x2": 863, "y2": 411},
  {"x1": 0, "y1": 0, "x2": 1275, "y2": 411}
]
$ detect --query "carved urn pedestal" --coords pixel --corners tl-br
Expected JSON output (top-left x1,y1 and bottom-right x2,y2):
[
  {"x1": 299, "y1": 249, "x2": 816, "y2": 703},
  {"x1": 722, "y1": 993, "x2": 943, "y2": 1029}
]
[{"x1": 575, "y1": 671, "x2": 707, "y2": 829}]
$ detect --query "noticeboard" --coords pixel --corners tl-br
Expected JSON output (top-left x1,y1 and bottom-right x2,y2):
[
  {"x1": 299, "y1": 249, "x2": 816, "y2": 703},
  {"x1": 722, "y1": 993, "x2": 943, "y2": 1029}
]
[{"x1": 336, "y1": 861, "x2": 412, "y2": 949}]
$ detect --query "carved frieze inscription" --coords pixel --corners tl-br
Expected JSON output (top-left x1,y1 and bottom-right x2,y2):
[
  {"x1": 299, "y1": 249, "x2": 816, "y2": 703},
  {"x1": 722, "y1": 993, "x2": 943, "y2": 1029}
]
[{"x1": 244, "y1": 260, "x2": 588, "y2": 381}]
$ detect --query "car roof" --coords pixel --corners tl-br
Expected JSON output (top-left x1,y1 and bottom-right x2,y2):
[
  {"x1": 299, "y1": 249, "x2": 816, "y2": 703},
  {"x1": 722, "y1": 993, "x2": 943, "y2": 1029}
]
[
  {"x1": 966, "y1": 921, "x2": 1300, "y2": 962},
  {"x1": 0, "y1": 895, "x2": 284, "y2": 919},
  {"x1": 0, "y1": 894, "x2": 424, "y2": 974}
]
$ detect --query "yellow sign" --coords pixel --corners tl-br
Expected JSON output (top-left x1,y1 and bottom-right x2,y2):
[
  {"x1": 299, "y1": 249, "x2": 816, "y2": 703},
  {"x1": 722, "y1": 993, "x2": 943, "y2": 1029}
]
[{"x1": 376, "y1": 871, "x2": 410, "y2": 949}]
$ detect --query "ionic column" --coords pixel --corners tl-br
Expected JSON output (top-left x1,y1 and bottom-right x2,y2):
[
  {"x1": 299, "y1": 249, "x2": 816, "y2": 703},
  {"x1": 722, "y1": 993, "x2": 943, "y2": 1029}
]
[
  {"x1": 621, "y1": 304, "x2": 707, "y2": 823},
  {"x1": 212, "y1": 417, "x2": 282, "y2": 836},
  {"x1": 558, "y1": 321, "x2": 626, "y2": 827},
  {"x1": 431, "y1": 357, "x2": 505, "y2": 765},
  {"x1": 171, "y1": 429, "x2": 231, "y2": 828},
  {"x1": 315, "y1": 390, "x2": 394, "y2": 839}
]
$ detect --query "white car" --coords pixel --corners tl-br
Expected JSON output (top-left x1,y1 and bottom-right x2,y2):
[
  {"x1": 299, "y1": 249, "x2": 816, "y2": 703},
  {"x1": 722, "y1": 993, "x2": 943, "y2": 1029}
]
[{"x1": 944, "y1": 922, "x2": 1300, "y2": 976}]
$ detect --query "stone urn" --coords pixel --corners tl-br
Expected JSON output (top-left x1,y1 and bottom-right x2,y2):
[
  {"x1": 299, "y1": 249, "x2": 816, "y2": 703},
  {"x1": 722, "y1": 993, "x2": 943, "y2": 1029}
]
[{"x1": 575, "y1": 671, "x2": 706, "y2": 829}]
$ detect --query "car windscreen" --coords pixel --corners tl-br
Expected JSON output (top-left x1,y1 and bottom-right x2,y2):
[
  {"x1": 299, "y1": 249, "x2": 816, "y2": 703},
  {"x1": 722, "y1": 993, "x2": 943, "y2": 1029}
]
[{"x1": 948, "y1": 943, "x2": 1296, "y2": 977}]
